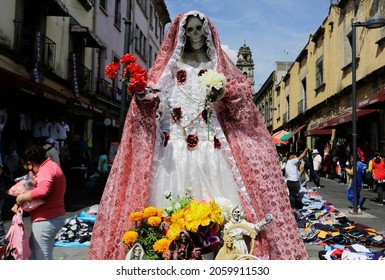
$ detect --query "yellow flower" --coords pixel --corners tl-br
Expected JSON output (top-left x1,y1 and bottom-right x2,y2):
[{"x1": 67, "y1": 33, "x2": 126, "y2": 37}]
[
  {"x1": 209, "y1": 200, "x2": 224, "y2": 225},
  {"x1": 143, "y1": 206, "x2": 158, "y2": 218},
  {"x1": 167, "y1": 223, "x2": 183, "y2": 241},
  {"x1": 184, "y1": 200, "x2": 211, "y2": 232},
  {"x1": 129, "y1": 211, "x2": 144, "y2": 222},
  {"x1": 153, "y1": 238, "x2": 171, "y2": 253},
  {"x1": 122, "y1": 230, "x2": 138, "y2": 245},
  {"x1": 170, "y1": 209, "x2": 185, "y2": 228},
  {"x1": 148, "y1": 216, "x2": 162, "y2": 227}
]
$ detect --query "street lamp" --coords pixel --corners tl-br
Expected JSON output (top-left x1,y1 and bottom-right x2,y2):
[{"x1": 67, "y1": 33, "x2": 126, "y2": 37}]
[{"x1": 351, "y1": 15, "x2": 385, "y2": 214}]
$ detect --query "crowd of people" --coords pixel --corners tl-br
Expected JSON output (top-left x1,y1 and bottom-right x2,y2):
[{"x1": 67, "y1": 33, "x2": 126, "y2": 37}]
[{"x1": 279, "y1": 145, "x2": 385, "y2": 212}]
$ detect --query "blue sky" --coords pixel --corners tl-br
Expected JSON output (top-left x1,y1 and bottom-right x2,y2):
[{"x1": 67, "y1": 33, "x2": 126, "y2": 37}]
[{"x1": 164, "y1": 0, "x2": 332, "y2": 91}]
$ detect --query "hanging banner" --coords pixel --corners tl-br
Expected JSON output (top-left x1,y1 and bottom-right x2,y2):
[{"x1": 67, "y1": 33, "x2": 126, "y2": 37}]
[
  {"x1": 70, "y1": 52, "x2": 80, "y2": 97},
  {"x1": 30, "y1": 31, "x2": 44, "y2": 84}
]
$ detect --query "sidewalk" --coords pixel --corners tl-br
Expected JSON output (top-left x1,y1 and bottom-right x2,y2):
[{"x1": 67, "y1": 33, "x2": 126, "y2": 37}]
[{"x1": 3, "y1": 177, "x2": 385, "y2": 260}]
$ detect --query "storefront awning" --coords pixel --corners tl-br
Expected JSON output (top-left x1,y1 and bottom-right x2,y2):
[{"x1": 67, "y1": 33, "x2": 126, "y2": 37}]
[
  {"x1": 46, "y1": 0, "x2": 70, "y2": 17},
  {"x1": 272, "y1": 136, "x2": 287, "y2": 145},
  {"x1": 318, "y1": 109, "x2": 378, "y2": 129},
  {"x1": 70, "y1": 25, "x2": 104, "y2": 48},
  {"x1": 272, "y1": 130, "x2": 290, "y2": 139},
  {"x1": 358, "y1": 87, "x2": 385, "y2": 109},
  {"x1": 281, "y1": 124, "x2": 307, "y2": 141},
  {"x1": 304, "y1": 127, "x2": 333, "y2": 137}
]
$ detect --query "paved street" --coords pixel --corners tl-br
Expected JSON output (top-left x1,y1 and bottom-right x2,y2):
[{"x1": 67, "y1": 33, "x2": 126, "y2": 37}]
[{"x1": 3, "y1": 176, "x2": 385, "y2": 260}]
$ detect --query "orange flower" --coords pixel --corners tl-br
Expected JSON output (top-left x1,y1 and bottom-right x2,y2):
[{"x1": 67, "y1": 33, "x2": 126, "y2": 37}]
[
  {"x1": 122, "y1": 231, "x2": 138, "y2": 245},
  {"x1": 157, "y1": 209, "x2": 164, "y2": 217},
  {"x1": 148, "y1": 216, "x2": 162, "y2": 227},
  {"x1": 153, "y1": 238, "x2": 171, "y2": 254},
  {"x1": 143, "y1": 206, "x2": 158, "y2": 218},
  {"x1": 129, "y1": 211, "x2": 144, "y2": 222}
]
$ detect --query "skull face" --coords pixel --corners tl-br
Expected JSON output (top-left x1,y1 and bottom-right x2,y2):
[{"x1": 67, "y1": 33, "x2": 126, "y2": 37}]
[{"x1": 185, "y1": 16, "x2": 205, "y2": 50}]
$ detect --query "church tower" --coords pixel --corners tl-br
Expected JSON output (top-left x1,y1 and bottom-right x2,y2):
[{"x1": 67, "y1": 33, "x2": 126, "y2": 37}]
[{"x1": 236, "y1": 42, "x2": 255, "y2": 90}]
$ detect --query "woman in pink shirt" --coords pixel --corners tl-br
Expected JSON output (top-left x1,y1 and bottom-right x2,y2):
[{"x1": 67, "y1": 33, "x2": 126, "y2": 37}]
[{"x1": 13, "y1": 145, "x2": 66, "y2": 259}]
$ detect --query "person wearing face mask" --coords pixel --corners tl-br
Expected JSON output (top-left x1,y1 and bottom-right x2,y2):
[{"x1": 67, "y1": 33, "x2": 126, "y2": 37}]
[
  {"x1": 88, "y1": 11, "x2": 308, "y2": 260},
  {"x1": 12, "y1": 145, "x2": 66, "y2": 259}
]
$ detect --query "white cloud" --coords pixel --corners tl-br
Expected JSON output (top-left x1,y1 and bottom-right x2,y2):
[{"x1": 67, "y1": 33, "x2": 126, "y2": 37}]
[{"x1": 221, "y1": 44, "x2": 238, "y2": 63}]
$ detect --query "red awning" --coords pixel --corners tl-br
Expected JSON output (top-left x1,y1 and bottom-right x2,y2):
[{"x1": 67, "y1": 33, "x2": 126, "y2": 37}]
[
  {"x1": 304, "y1": 127, "x2": 333, "y2": 137},
  {"x1": 358, "y1": 87, "x2": 385, "y2": 109},
  {"x1": 318, "y1": 109, "x2": 378, "y2": 129}
]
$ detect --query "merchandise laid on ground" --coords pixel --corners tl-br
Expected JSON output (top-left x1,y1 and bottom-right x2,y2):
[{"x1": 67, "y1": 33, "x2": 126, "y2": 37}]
[
  {"x1": 54, "y1": 205, "x2": 98, "y2": 248},
  {"x1": 295, "y1": 187, "x2": 385, "y2": 260}
]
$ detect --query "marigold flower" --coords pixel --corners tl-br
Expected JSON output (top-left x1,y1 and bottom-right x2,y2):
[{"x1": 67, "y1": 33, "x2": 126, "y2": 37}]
[
  {"x1": 122, "y1": 230, "x2": 138, "y2": 245},
  {"x1": 129, "y1": 211, "x2": 144, "y2": 222},
  {"x1": 143, "y1": 206, "x2": 158, "y2": 218},
  {"x1": 157, "y1": 209, "x2": 164, "y2": 217},
  {"x1": 153, "y1": 238, "x2": 171, "y2": 254},
  {"x1": 148, "y1": 216, "x2": 162, "y2": 227}
]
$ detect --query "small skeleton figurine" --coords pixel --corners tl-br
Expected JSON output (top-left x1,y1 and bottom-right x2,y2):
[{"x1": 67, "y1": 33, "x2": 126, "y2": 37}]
[
  {"x1": 222, "y1": 205, "x2": 273, "y2": 255},
  {"x1": 125, "y1": 243, "x2": 147, "y2": 260}
]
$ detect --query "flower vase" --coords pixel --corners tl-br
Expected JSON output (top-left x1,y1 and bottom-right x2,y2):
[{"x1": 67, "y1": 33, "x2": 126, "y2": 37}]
[{"x1": 202, "y1": 251, "x2": 215, "y2": 260}]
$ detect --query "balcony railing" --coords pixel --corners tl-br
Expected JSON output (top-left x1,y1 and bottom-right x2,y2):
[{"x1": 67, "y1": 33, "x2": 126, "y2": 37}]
[{"x1": 19, "y1": 29, "x2": 56, "y2": 71}]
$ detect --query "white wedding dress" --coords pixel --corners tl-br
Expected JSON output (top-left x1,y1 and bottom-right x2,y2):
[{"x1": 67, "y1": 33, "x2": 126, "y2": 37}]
[{"x1": 147, "y1": 61, "x2": 243, "y2": 207}]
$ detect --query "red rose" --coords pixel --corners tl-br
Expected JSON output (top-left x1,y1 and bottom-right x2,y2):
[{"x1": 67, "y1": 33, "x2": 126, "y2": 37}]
[
  {"x1": 214, "y1": 136, "x2": 221, "y2": 149},
  {"x1": 172, "y1": 107, "x2": 182, "y2": 123},
  {"x1": 105, "y1": 62, "x2": 120, "y2": 80},
  {"x1": 176, "y1": 70, "x2": 187, "y2": 84},
  {"x1": 186, "y1": 134, "x2": 199, "y2": 151},
  {"x1": 198, "y1": 69, "x2": 207, "y2": 76},
  {"x1": 120, "y1": 53, "x2": 137, "y2": 65}
]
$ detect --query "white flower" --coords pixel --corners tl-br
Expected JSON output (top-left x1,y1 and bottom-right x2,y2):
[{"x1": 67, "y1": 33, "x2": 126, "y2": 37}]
[
  {"x1": 214, "y1": 197, "x2": 234, "y2": 217},
  {"x1": 164, "y1": 191, "x2": 172, "y2": 198},
  {"x1": 199, "y1": 69, "x2": 227, "y2": 90},
  {"x1": 174, "y1": 202, "x2": 181, "y2": 210}
]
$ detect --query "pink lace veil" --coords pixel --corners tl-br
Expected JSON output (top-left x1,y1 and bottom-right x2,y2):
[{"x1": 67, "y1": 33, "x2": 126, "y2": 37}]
[{"x1": 88, "y1": 11, "x2": 308, "y2": 260}]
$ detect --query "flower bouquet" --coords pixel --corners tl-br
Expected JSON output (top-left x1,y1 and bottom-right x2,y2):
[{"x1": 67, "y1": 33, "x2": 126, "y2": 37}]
[
  {"x1": 105, "y1": 53, "x2": 148, "y2": 95},
  {"x1": 121, "y1": 189, "x2": 233, "y2": 260},
  {"x1": 198, "y1": 69, "x2": 227, "y2": 138}
]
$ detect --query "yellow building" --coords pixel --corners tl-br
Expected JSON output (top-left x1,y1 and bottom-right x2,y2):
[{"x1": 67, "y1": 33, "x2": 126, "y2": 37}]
[{"x1": 263, "y1": 0, "x2": 385, "y2": 166}]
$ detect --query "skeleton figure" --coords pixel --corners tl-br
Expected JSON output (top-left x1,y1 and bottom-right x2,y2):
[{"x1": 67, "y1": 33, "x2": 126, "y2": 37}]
[
  {"x1": 125, "y1": 243, "x2": 147, "y2": 260},
  {"x1": 223, "y1": 205, "x2": 273, "y2": 255},
  {"x1": 181, "y1": 15, "x2": 210, "y2": 65}
]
